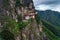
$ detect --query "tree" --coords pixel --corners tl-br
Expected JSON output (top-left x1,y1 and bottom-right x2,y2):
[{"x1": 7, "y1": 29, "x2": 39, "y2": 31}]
[
  {"x1": 0, "y1": 30, "x2": 15, "y2": 40},
  {"x1": 35, "y1": 14, "x2": 41, "y2": 24},
  {"x1": 15, "y1": 0, "x2": 23, "y2": 7}
]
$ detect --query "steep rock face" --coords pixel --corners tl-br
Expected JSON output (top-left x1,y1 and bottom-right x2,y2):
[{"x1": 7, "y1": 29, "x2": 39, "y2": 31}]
[
  {"x1": 14, "y1": 0, "x2": 41, "y2": 40},
  {"x1": 0, "y1": 0, "x2": 48, "y2": 40}
]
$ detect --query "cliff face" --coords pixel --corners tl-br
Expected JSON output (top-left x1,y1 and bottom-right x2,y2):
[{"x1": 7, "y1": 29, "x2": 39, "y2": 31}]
[
  {"x1": 0, "y1": 0, "x2": 48, "y2": 40},
  {"x1": 15, "y1": 0, "x2": 41, "y2": 40}
]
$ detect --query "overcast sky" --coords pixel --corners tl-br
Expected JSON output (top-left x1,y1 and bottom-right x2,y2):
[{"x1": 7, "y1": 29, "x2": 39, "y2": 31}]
[{"x1": 33, "y1": 0, "x2": 60, "y2": 12}]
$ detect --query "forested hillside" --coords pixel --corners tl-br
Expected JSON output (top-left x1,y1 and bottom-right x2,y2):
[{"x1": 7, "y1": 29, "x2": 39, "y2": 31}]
[{"x1": 37, "y1": 10, "x2": 60, "y2": 40}]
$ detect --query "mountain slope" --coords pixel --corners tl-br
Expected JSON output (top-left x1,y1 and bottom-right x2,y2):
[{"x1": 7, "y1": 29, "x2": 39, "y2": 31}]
[
  {"x1": 37, "y1": 10, "x2": 60, "y2": 40},
  {"x1": 37, "y1": 10, "x2": 60, "y2": 28}
]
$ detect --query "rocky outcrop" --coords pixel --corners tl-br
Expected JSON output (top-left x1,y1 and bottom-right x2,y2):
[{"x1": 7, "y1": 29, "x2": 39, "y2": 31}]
[{"x1": 0, "y1": 0, "x2": 48, "y2": 40}]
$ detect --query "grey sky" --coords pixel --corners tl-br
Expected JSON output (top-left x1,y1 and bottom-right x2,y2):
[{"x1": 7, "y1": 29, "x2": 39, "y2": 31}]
[{"x1": 33, "y1": 0, "x2": 60, "y2": 12}]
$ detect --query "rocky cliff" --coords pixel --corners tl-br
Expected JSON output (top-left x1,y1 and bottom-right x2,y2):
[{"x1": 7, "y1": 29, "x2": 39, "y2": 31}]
[{"x1": 0, "y1": 0, "x2": 48, "y2": 40}]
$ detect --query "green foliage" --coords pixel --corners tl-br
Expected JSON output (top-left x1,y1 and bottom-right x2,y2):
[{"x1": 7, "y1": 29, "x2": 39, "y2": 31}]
[
  {"x1": 18, "y1": 21, "x2": 28, "y2": 30},
  {"x1": 15, "y1": 0, "x2": 20, "y2": 4},
  {"x1": 28, "y1": 18, "x2": 34, "y2": 23},
  {"x1": 40, "y1": 32, "x2": 42, "y2": 35},
  {"x1": 42, "y1": 20, "x2": 60, "y2": 40},
  {"x1": 0, "y1": 16, "x2": 9, "y2": 23},
  {"x1": 0, "y1": 30, "x2": 15, "y2": 40},
  {"x1": 17, "y1": 14, "x2": 29, "y2": 30},
  {"x1": 43, "y1": 26, "x2": 60, "y2": 40},
  {"x1": 4, "y1": 20, "x2": 17, "y2": 29},
  {"x1": 17, "y1": 21, "x2": 29, "y2": 40},
  {"x1": 4, "y1": 16, "x2": 11, "y2": 22},
  {"x1": 38, "y1": 10, "x2": 60, "y2": 28},
  {"x1": 17, "y1": 15, "x2": 22, "y2": 22},
  {"x1": 35, "y1": 14, "x2": 41, "y2": 24},
  {"x1": 42, "y1": 20, "x2": 60, "y2": 37},
  {"x1": 3, "y1": 15, "x2": 28, "y2": 35},
  {"x1": 3, "y1": 19, "x2": 19, "y2": 35},
  {"x1": 15, "y1": 0, "x2": 23, "y2": 7},
  {"x1": 16, "y1": 0, "x2": 20, "y2": 6}
]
